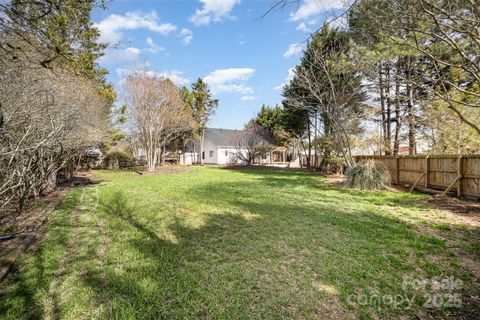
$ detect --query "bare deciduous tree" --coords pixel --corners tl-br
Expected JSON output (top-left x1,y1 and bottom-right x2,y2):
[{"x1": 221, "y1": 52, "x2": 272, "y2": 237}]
[
  {"x1": 284, "y1": 26, "x2": 365, "y2": 169},
  {"x1": 124, "y1": 72, "x2": 194, "y2": 172},
  {"x1": 234, "y1": 123, "x2": 275, "y2": 165}
]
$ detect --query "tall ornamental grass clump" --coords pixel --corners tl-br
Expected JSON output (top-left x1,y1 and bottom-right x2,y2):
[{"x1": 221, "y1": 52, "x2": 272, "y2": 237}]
[{"x1": 346, "y1": 160, "x2": 391, "y2": 190}]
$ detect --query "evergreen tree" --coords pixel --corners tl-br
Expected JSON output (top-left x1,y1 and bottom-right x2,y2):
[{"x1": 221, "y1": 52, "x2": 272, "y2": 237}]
[
  {"x1": 2, "y1": 0, "x2": 115, "y2": 102},
  {"x1": 284, "y1": 25, "x2": 366, "y2": 168},
  {"x1": 189, "y1": 78, "x2": 219, "y2": 133},
  {"x1": 253, "y1": 104, "x2": 287, "y2": 144}
]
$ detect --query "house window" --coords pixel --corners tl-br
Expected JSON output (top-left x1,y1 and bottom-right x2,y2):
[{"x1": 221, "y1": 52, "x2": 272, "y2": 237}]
[
  {"x1": 202, "y1": 151, "x2": 205, "y2": 160},
  {"x1": 209, "y1": 150, "x2": 214, "y2": 157},
  {"x1": 225, "y1": 150, "x2": 228, "y2": 156}
]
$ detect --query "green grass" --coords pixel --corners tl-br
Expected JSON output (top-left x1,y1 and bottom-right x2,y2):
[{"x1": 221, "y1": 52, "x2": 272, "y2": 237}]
[{"x1": 1, "y1": 167, "x2": 479, "y2": 319}]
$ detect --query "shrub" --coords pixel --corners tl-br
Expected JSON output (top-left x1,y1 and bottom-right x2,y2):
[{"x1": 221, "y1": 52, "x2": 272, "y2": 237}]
[
  {"x1": 346, "y1": 160, "x2": 391, "y2": 190},
  {"x1": 104, "y1": 151, "x2": 133, "y2": 168}
]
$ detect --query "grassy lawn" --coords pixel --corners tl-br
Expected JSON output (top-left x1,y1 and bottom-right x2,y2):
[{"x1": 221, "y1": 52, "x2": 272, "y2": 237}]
[{"x1": 1, "y1": 167, "x2": 479, "y2": 319}]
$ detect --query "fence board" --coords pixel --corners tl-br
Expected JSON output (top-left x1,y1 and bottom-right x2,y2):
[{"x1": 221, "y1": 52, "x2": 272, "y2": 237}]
[{"x1": 354, "y1": 155, "x2": 480, "y2": 199}]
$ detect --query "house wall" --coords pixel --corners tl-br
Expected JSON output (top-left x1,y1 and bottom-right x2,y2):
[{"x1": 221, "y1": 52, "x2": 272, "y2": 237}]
[
  {"x1": 202, "y1": 139, "x2": 219, "y2": 164},
  {"x1": 217, "y1": 147, "x2": 240, "y2": 164},
  {"x1": 217, "y1": 147, "x2": 274, "y2": 165},
  {"x1": 200, "y1": 140, "x2": 275, "y2": 165}
]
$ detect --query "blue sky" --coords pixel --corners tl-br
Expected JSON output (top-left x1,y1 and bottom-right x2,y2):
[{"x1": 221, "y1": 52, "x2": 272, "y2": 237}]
[{"x1": 92, "y1": 0, "x2": 347, "y2": 129}]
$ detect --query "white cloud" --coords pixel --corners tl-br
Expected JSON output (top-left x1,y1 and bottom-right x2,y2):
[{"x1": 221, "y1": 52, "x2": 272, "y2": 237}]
[
  {"x1": 154, "y1": 70, "x2": 190, "y2": 86},
  {"x1": 287, "y1": 67, "x2": 296, "y2": 81},
  {"x1": 190, "y1": 0, "x2": 241, "y2": 26},
  {"x1": 99, "y1": 47, "x2": 141, "y2": 64},
  {"x1": 289, "y1": 0, "x2": 346, "y2": 21},
  {"x1": 327, "y1": 15, "x2": 349, "y2": 29},
  {"x1": 116, "y1": 68, "x2": 131, "y2": 78},
  {"x1": 204, "y1": 68, "x2": 254, "y2": 84},
  {"x1": 214, "y1": 84, "x2": 253, "y2": 94},
  {"x1": 296, "y1": 22, "x2": 312, "y2": 33},
  {"x1": 203, "y1": 67, "x2": 255, "y2": 94},
  {"x1": 241, "y1": 95, "x2": 255, "y2": 101},
  {"x1": 283, "y1": 43, "x2": 305, "y2": 58},
  {"x1": 179, "y1": 28, "x2": 193, "y2": 45},
  {"x1": 274, "y1": 67, "x2": 296, "y2": 90},
  {"x1": 146, "y1": 37, "x2": 166, "y2": 53},
  {"x1": 116, "y1": 68, "x2": 190, "y2": 87},
  {"x1": 95, "y1": 11, "x2": 177, "y2": 44}
]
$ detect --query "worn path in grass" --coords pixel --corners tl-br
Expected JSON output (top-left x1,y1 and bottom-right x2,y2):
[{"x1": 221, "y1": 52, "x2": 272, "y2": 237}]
[{"x1": 0, "y1": 167, "x2": 479, "y2": 319}]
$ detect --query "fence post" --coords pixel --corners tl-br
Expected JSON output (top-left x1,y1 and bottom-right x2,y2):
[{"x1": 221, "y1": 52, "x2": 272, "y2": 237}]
[
  {"x1": 425, "y1": 156, "x2": 429, "y2": 189},
  {"x1": 395, "y1": 156, "x2": 400, "y2": 184},
  {"x1": 457, "y1": 155, "x2": 463, "y2": 197}
]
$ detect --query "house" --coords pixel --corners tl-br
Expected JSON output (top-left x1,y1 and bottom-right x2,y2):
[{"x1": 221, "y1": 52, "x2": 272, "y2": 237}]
[{"x1": 184, "y1": 128, "x2": 288, "y2": 165}]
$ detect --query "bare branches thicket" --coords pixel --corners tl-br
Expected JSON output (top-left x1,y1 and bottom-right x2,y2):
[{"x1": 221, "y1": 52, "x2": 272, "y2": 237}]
[
  {"x1": 284, "y1": 27, "x2": 365, "y2": 169},
  {"x1": 124, "y1": 73, "x2": 194, "y2": 172},
  {"x1": 234, "y1": 124, "x2": 275, "y2": 165},
  {"x1": 0, "y1": 57, "x2": 109, "y2": 212},
  {"x1": 0, "y1": 1, "x2": 113, "y2": 215}
]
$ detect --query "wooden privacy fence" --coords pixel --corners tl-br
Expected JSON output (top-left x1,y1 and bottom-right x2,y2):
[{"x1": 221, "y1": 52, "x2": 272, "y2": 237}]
[{"x1": 355, "y1": 155, "x2": 480, "y2": 199}]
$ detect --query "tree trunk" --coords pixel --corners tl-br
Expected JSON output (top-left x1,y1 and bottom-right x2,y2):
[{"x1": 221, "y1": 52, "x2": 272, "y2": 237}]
[
  {"x1": 384, "y1": 63, "x2": 392, "y2": 155},
  {"x1": 147, "y1": 145, "x2": 156, "y2": 172},
  {"x1": 320, "y1": 111, "x2": 332, "y2": 172},
  {"x1": 314, "y1": 111, "x2": 318, "y2": 167},
  {"x1": 307, "y1": 117, "x2": 312, "y2": 168},
  {"x1": 378, "y1": 62, "x2": 387, "y2": 154},
  {"x1": 301, "y1": 139, "x2": 310, "y2": 168},
  {"x1": 200, "y1": 129, "x2": 205, "y2": 165},
  {"x1": 406, "y1": 57, "x2": 416, "y2": 155},
  {"x1": 182, "y1": 140, "x2": 186, "y2": 165},
  {"x1": 393, "y1": 58, "x2": 403, "y2": 155},
  {"x1": 162, "y1": 144, "x2": 166, "y2": 166},
  {"x1": 193, "y1": 143, "x2": 196, "y2": 164}
]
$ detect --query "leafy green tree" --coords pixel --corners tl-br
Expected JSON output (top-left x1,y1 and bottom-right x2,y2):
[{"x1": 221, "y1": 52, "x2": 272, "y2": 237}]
[
  {"x1": 253, "y1": 104, "x2": 289, "y2": 145},
  {"x1": 1, "y1": 0, "x2": 115, "y2": 103}
]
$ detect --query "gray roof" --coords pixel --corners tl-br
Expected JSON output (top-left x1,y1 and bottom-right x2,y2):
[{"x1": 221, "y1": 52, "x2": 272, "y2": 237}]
[
  {"x1": 188, "y1": 127, "x2": 275, "y2": 151},
  {"x1": 204, "y1": 128, "x2": 243, "y2": 146}
]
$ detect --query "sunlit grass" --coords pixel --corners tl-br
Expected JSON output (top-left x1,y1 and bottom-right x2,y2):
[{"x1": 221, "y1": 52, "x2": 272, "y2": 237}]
[{"x1": 1, "y1": 167, "x2": 478, "y2": 319}]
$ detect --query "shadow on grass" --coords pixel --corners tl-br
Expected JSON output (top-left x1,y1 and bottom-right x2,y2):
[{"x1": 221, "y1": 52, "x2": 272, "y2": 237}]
[
  {"x1": 1, "y1": 168, "x2": 478, "y2": 319},
  {"x1": 85, "y1": 187, "x2": 472, "y2": 318},
  {"x1": 0, "y1": 190, "x2": 82, "y2": 319},
  {"x1": 79, "y1": 191, "x2": 282, "y2": 319},
  {"x1": 222, "y1": 166, "x2": 433, "y2": 209}
]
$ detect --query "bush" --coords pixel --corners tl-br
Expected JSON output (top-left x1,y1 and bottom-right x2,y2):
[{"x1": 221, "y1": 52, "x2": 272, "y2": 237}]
[
  {"x1": 104, "y1": 151, "x2": 133, "y2": 168},
  {"x1": 346, "y1": 160, "x2": 391, "y2": 190}
]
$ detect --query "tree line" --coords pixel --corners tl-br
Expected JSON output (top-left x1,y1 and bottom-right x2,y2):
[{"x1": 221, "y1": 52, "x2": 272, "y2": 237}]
[
  {"x1": 0, "y1": 0, "x2": 222, "y2": 213},
  {"x1": 0, "y1": 0, "x2": 114, "y2": 212},
  {"x1": 254, "y1": 0, "x2": 479, "y2": 171}
]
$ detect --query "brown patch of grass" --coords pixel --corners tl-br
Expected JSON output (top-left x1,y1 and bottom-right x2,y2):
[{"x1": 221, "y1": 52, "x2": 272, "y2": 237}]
[
  {"x1": 139, "y1": 166, "x2": 191, "y2": 175},
  {"x1": 427, "y1": 196, "x2": 480, "y2": 220}
]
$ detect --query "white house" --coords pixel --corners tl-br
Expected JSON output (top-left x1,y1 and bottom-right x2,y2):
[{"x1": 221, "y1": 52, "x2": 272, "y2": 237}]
[{"x1": 185, "y1": 128, "x2": 288, "y2": 165}]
